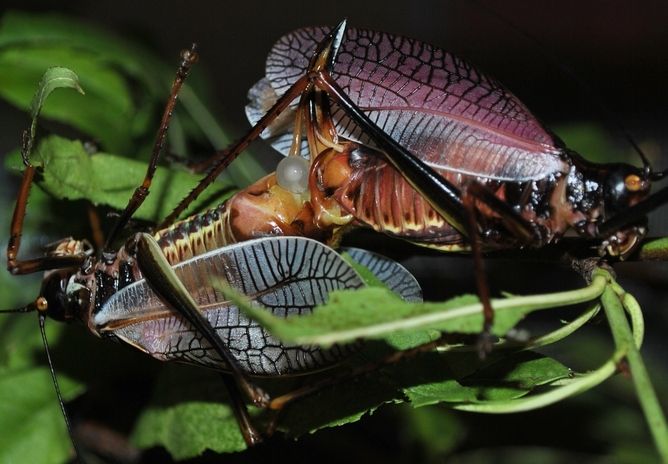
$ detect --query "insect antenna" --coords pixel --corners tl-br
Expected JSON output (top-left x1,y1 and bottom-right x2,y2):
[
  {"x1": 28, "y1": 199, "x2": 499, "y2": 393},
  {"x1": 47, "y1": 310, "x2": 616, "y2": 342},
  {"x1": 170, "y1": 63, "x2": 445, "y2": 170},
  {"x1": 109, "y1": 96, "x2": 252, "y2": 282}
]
[
  {"x1": 0, "y1": 295, "x2": 48, "y2": 314},
  {"x1": 0, "y1": 298, "x2": 86, "y2": 462},
  {"x1": 0, "y1": 303, "x2": 37, "y2": 314},
  {"x1": 37, "y1": 311, "x2": 85, "y2": 463},
  {"x1": 472, "y1": 0, "x2": 655, "y2": 176}
]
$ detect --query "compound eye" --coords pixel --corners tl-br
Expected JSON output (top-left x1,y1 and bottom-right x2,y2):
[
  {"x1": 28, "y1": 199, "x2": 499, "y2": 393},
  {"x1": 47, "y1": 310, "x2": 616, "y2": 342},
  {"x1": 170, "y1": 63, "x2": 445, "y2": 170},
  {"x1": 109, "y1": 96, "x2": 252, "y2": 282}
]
[{"x1": 624, "y1": 174, "x2": 643, "y2": 192}]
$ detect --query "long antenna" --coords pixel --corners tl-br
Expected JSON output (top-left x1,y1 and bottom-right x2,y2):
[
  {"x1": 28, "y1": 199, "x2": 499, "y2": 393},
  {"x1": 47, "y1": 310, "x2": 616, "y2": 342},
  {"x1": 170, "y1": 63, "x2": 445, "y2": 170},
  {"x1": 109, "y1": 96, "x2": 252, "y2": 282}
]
[
  {"x1": 0, "y1": 299, "x2": 39, "y2": 314},
  {"x1": 0, "y1": 299, "x2": 86, "y2": 461},
  {"x1": 0, "y1": 306, "x2": 35, "y2": 314},
  {"x1": 38, "y1": 310, "x2": 86, "y2": 463}
]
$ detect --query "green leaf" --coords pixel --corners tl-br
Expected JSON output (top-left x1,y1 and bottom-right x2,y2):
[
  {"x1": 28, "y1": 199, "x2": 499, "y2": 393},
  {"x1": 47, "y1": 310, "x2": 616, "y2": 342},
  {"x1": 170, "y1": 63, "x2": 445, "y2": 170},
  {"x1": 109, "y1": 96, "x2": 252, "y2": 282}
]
[
  {"x1": 6, "y1": 135, "x2": 235, "y2": 222},
  {"x1": 276, "y1": 357, "x2": 404, "y2": 436},
  {"x1": 402, "y1": 368, "x2": 480, "y2": 407},
  {"x1": 0, "y1": 11, "x2": 266, "y2": 185},
  {"x1": 133, "y1": 402, "x2": 247, "y2": 459},
  {"x1": 399, "y1": 406, "x2": 464, "y2": 457},
  {"x1": 0, "y1": 314, "x2": 64, "y2": 370},
  {"x1": 0, "y1": 367, "x2": 84, "y2": 464},
  {"x1": 341, "y1": 252, "x2": 389, "y2": 288},
  {"x1": 399, "y1": 351, "x2": 569, "y2": 407},
  {"x1": 458, "y1": 351, "x2": 571, "y2": 401},
  {"x1": 0, "y1": 11, "x2": 169, "y2": 154},
  {"x1": 129, "y1": 272, "x2": 611, "y2": 459},
  {"x1": 0, "y1": 47, "x2": 137, "y2": 154},
  {"x1": 131, "y1": 344, "x2": 581, "y2": 457},
  {"x1": 29, "y1": 66, "x2": 84, "y2": 120},
  {"x1": 0, "y1": 11, "x2": 165, "y2": 90},
  {"x1": 131, "y1": 366, "x2": 247, "y2": 459},
  {"x1": 236, "y1": 274, "x2": 607, "y2": 347},
  {"x1": 0, "y1": 309, "x2": 85, "y2": 464},
  {"x1": 21, "y1": 66, "x2": 83, "y2": 165}
]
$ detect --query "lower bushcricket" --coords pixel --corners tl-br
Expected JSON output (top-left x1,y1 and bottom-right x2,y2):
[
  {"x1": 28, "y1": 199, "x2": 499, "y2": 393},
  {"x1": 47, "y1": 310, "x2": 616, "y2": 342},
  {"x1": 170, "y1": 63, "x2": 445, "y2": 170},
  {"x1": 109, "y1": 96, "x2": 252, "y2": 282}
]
[{"x1": 2, "y1": 45, "x2": 423, "y2": 459}]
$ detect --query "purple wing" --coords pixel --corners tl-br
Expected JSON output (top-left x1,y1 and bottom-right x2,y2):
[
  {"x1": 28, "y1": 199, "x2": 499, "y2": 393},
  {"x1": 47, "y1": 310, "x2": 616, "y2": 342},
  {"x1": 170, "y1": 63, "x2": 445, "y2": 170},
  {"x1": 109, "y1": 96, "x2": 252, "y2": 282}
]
[{"x1": 248, "y1": 26, "x2": 569, "y2": 182}]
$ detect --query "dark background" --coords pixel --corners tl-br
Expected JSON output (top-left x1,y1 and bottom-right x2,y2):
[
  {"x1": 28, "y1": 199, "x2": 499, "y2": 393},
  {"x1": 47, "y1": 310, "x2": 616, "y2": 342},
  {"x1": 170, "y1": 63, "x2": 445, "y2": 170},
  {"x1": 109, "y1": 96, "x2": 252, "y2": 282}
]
[
  {"x1": 3, "y1": 1, "x2": 666, "y2": 225},
  {"x1": 1, "y1": 1, "x2": 667, "y2": 463},
  {"x1": 2, "y1": 0, "x2": 667, "y2": 161}
]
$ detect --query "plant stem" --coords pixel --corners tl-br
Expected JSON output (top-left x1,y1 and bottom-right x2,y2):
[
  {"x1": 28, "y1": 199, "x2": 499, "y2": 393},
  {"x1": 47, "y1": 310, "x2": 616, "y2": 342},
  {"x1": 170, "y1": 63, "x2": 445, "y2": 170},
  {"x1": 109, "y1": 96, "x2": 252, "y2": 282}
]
[
  {"x1": 522, "y1": 303, "x2": 600, "y2": 350},
  {"x1": 290, "y1": 274, "x2": 608, "y2": 346},
  {"x1": 179, "y1": 86, "x2": 265, "y2": 185},
  {"x1": 453, "y1": 350, "x2": 623, "y2": 413},
  {"x1": 638, "y1": 237, "x2": 668, "y2": 261},
  {"x1": 600, "y1": 284, "x2": 668, "y2": 461}
]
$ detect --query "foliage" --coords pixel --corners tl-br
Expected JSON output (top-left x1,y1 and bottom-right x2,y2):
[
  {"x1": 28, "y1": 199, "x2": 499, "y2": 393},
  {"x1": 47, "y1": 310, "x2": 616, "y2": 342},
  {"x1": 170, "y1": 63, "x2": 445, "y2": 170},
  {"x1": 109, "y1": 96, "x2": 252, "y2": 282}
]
[
  {"x1": 1, "y1": 11, "x2": 667, "y2": 464},
  {"x1": 0, "y1": 10, "x2": 264, "y2": 182}
]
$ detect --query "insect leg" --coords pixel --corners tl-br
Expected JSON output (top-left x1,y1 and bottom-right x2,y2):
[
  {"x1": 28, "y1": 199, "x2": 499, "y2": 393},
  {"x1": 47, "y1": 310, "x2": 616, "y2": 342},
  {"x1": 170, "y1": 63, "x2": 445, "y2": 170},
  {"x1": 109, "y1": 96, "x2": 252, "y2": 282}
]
[
  {"x1": 266, "y1": 334, "x2": 451, "y2": 412},
  {"x1": 461, "y1": 188, "x2": 495, "y2": 356},
  {"x1": 313, "y1": 72, "x2": 468, "y2": 237},
  {"x1": 4, "y1": 222, "x2": 85, "y2": 458},
  {"x1": 597, "y1": 183, "x2": 668, "y2": 239},
  {"x1": 103, "y1": 45, "x2": 199, "y2": 251},
  {"x1": 463, "y1": 182, "x2": 538, "y2": 244},
  {"x1": 219, "y1": 374, "x2": 264, "y2": 445},
  {"x1": 86, "y1": 203, "x2": 105, "y2": 250},
  {"x1": 7, "y1": 164, "x2": 86, "y2": 275},
  {"x1": 134, "y1": 23, "x2": 345, "y2": 196},
  {"x1": 133, "y1": 233, "x2": 271, "y2": 408},
  {"x1": 463, "y1": 181, "x2": 543, "y2": 354},
  {"x1": 157, "y1": 74, "x2": 311, "y2": 229}
]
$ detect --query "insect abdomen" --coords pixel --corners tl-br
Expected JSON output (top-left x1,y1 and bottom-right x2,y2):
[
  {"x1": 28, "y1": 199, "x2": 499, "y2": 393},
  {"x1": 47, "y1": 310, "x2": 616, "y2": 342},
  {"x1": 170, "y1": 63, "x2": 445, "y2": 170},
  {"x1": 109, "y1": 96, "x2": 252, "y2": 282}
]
[
  {"x1": 154, "y1": 203, "x2": 235, "y2": 265},
  {"x1": 329, "y1": 149, "x2": 465, "y2": 247}
]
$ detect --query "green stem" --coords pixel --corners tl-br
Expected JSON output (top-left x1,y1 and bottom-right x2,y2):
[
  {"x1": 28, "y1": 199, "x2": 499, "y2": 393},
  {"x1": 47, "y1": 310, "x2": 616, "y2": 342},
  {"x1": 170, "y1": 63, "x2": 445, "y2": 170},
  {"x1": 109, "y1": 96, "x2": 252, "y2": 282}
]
[
  {"x1": 609, "y1": 282, "x2": 645, "y2": 349},
  {"x1": 600, "y1": 283, "x2": 668, "y2": 461},
  {"x1": 622, "y1": 292, "x2": 645, "y2": 348},
  {"x1": 290, "y1": 274, "x2": 608, "y2": 346},
  {"x1": 638, "y1": 237, "x2": 668, "y2": 261},
  {"x1": 453, "y1": 348, "x2": 625, "y2": 414},
  {"x1": 523, "y1": 303, "x2": 600, "y2": 350},
  {"x1": 441, "y1": 302, "x2": 601, "y2": 355},
  {"x1": 179, "y1": 86, "x2": 265, "y2": 185}
]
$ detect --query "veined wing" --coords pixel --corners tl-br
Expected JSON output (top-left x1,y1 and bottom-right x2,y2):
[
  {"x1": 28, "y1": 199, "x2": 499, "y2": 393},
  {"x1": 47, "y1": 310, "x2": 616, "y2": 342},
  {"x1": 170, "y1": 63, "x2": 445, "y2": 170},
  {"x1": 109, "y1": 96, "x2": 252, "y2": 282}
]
[
  {"x1": 247, "y1": 26, "x2": 568, "y2": 182},
  {"x1": 95, "y1": 237, "x2": 364, "y2": 376},
  {"x1": 342, "y1": 247, "x2": 422, "y2": 303},
  {"x1": 94, "y1": 237, "x2": 422, "y2": 376}
]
